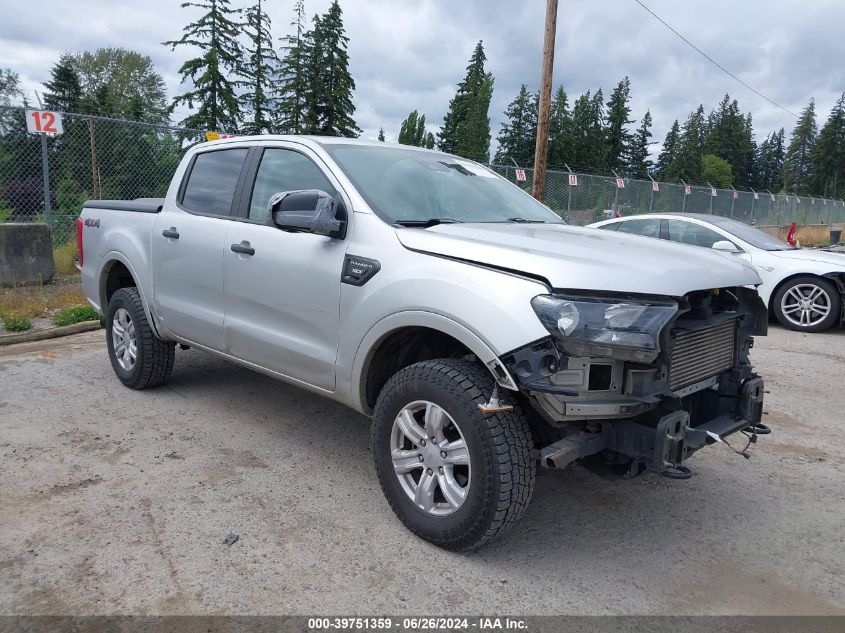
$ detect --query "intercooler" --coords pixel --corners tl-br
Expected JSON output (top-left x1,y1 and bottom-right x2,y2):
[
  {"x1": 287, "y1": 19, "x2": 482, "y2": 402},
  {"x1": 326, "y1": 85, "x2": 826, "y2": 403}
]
[{"x1": 667, "y1": 318, "x2": 737, "y2": 391}]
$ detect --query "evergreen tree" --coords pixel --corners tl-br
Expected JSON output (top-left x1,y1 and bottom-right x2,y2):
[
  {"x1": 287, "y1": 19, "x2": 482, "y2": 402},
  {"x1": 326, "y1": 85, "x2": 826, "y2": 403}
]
[
  {"x1": 810, "y1": 93, "x2": 845, "y2": 198},
  {"x1": 605, "y1": 77, "x2": 633, "y2": 171},
  {"x1": 43, "y1": 55, "x2": 82, "y2": 112},
  {"x1": 627, "y1": 111, "x2": 653, "y2": 178},
  {"x1": 672, "y1": 105, "x2": 707, "y2": 182},
  {"x1": 703, "y1": 94, "x2": 754, "y2": 187},
  {"x1": 494, "y1": 84, "x2": 536, "y2": 166},
  {"x1": 302, "y1": 1, "x2": 360, "y2": 137},
  {"x1": 277, "y1": 0, "x2": 308, "y2": 133},
  {"x1": 656, "y1": 119, "x2": 680, "y2": 179},
  {"x1": 377, "y1": 127, "x2": 385, "y2": 142},
  {"x1": 398, "y1": 110, "x2": 428, "y2": 146},
  {"x1": 783, "y1": 98, "x2": 817, "y2": 194},
  {"x1": 755, "y1": 128, "x2": 786, "y2": 191},
  {"x1": 547, "y1": 86, "x2": 571, "y2": 167},
  {"x1": 164, "y1": 0, "x2": 244, "y2": 131},
  {"x1": 438, "y1": 41, "x2": 494, "y2": 161},
  {"x1": 424, "y1": 131, "x2": 435, "y2": 149},
  {"x1": 241, "y1": 0, "x2": 281, "y2": 134}
]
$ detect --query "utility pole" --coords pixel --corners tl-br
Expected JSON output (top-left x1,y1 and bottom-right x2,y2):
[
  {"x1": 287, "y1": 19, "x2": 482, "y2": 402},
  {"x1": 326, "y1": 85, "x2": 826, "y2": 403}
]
[{"x1": 531, "y1": 0, "x2": 559, "y2": 202}]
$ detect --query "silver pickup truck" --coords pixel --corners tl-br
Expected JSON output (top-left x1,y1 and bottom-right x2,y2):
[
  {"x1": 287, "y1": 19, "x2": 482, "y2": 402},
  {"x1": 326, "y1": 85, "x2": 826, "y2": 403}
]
[{"x1": 78, "y1": 137, "x2": 768, "y2": 550}]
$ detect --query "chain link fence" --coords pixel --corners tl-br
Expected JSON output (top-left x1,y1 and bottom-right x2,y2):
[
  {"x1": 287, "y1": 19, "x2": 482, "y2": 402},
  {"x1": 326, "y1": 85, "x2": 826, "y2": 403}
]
[
  {"x1": 0, "y1": 105, "x2": 204, "y2": 245},
  {"x1": 2, "y1": 101, "x2": 844, "y2": 248},
  {"x1": 490, "y1": 164, "x2": 845, "y2": 228}
]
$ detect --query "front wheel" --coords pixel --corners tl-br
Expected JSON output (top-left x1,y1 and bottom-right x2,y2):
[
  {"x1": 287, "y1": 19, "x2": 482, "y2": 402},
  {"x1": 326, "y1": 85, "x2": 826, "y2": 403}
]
[
  {"x1": 372, "y1": 359, "x2": 535, "y2": 551},
  {"x1": 773, "y1": 276, "x2": 841, "y2": 332}
]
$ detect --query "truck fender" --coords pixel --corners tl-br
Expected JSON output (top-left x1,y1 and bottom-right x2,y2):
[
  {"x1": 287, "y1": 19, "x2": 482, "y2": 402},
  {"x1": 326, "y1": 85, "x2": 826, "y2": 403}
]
[
  {"x1": 97, "y1": 251, "x2": 163, "y2": 339},
  {"x1": 349, "y1": 310, "x2": 518, "y2": 414}
]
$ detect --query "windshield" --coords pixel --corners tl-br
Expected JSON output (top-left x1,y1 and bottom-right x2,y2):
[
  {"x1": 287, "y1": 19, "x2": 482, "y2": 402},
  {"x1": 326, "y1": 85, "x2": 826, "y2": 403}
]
[
  {"x1": 708, "y1": 216, "x2": 796, "y2": 251},
  {"x1": 324, "y1": 144, "x2": 562, "y2": 224}
]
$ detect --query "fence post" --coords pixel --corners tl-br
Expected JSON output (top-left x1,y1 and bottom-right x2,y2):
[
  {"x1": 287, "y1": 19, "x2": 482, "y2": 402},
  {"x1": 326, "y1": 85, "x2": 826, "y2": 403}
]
[
  {"x1": 749, "y1": 187, "x2": 756, "y2": 224},
  {"x1": 706, "y1": 181, "x2": 714, "y2": 214},
  {"x1": 612, "y1": 169, "x2": 620, "y2": 214},
  {"x1": 39, "y1": 132, "x2": 52, "y2": 230},
  {"x1": 681, "y1": 180, "x2": 688, "y2": 213},
  {"x1": 565, "y1": 163, "x2": 573, "y2": 219},
  {"x1": 730, "y1": 186, "x2": 736, "y2": 218},
  {"x1": 647, "y1": 174, "x2": 655, "y2": 213}
]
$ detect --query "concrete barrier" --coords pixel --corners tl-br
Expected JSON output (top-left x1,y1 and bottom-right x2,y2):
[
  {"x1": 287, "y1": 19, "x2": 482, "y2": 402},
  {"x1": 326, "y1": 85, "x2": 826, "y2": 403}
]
[{"x1": 0, "y1": 223, "x2": 55, "y2": 287}]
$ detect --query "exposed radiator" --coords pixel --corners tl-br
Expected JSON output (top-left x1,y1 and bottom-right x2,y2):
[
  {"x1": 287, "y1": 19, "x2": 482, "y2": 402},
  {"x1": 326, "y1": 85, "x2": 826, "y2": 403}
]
[{"x1": 668, "y1": 318, "x2": 737, "y2": 391}]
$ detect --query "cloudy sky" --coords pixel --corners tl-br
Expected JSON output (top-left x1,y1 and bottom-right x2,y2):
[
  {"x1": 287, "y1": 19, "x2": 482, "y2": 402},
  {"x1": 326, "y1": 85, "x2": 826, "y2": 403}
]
[{"x1": 2, "y1": 0, "x2": 844, "y2": 153}]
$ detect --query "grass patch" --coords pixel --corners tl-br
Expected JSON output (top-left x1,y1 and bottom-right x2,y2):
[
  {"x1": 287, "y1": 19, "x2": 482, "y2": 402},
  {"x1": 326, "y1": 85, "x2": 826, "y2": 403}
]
[
  {"x1": 2, "y1": 314, "x2": 33, "y2": 332},
  {"x1": 0, "y1": 276, "x2": 87, "y2": 319},
  {"x1": 53, "y1": 304, "x2": 100, "y2": 326},
  {"x1": 53, "y1": 241, "x2": 79, "y2": 275},
  {"x1": 778, "y1": 225, "x2": 836, "y2": 247}
]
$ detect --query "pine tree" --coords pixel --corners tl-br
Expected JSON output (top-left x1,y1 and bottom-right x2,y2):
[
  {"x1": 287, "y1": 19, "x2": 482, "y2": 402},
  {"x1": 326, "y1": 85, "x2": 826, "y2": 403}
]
[
  {"x1": 303, "y1": 1, "x2": 360, "y2": 137},
  {"x1": 398, "y1": 110, "x2": 428, "y2": 146},
  {"x1": 656, "y1": 119, "x2": 680, "y2": 179},
  {"x1": 810, "y1": 93, "x2": 845, "y2": 198},
  {"x1": 424, "y1": 132, "x2": 435, "y2": 149},
  {"x1": 164, "y1": 0, "x2": 244, "y2": 131},
  {"x1": 377, "y1": 127, "x2": 385, "y2": 142},
  {"x1": 547, "y1": 86, "x2": 571, "y2": 168},
  {"x1": 43, "y1": 55, "x2": 82, "y2": 112},
  {"x1": 438, "y1": 41, "x2": 494, "y2": 161},
  {"x1": 672, "y1": 105, "x2": 706, "y2": 182},
  {"x1": 277, "y1": 0, "x2": 308, "y2": 133},
  {"x1": 241, "y1": 0, "x2": 281, "y2": 134},
  {"x1": 627, "y1": 111, "x2": 653, "y2": 178},
  {"x1": 755, "y1": 128, "x2": 786, "y2": 191},
  {"x1": 605, "y1": 77, "x2": 633, "y2": 171},
  {"x1": 703, "y1": 94, "x2": 754, "y2": 187},
  {"x1": 783, "y1": 98, "x2": 817, "y2": 194},
  {"x1": 494, "y1": 84, "x2": 536, "y2": 166}
]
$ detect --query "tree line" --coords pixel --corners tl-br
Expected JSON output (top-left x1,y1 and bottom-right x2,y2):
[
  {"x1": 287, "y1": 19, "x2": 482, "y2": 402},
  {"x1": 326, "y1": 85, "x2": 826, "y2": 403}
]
[{"x1": 3, "y1": 0, "x2": 845, "y2": 201}]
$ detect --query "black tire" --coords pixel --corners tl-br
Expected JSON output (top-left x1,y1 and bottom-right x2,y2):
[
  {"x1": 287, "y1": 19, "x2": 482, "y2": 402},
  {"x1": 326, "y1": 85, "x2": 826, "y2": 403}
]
[
  {"x1": 772, "y1": 275, "x2": 841, "y2": 333},
  {"x1": 105, "y1": 287, "x2": 175, "y2": 389},
  {"x1": 372, "y1": 359, "x2": 535, "y2": 551}
]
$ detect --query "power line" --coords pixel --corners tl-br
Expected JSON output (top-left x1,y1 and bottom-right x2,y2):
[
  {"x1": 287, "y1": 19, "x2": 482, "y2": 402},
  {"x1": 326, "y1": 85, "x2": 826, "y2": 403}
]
[{"x1": 632, "y1": 0, "x2": 798, "y2": 118}]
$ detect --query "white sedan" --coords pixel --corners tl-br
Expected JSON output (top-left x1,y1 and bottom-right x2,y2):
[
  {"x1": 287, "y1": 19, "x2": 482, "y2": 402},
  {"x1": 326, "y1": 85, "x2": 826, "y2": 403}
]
[{"x1": 588, "y1": 213, "x2": 845, "y2": 333}]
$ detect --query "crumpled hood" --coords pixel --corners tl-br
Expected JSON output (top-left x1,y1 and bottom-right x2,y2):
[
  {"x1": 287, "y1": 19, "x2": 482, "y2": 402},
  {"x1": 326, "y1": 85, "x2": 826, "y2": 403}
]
[{"x1": 396, "y1": 223, "x2": 762, "y2": 296}]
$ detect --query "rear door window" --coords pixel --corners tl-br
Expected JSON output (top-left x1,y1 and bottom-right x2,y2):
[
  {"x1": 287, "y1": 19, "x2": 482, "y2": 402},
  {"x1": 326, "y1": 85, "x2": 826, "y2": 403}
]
[
  {"x1": 614, "y1": 218, "x2": 662, "y2": 238},
  {"x1": 181, "y1": 149, "x2": 250, "y2": 216}
]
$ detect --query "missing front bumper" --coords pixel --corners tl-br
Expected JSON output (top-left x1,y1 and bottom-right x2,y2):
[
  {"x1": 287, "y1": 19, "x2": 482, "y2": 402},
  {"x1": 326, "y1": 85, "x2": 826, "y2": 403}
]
[{"x1": 539, "y1": 377, "x2": 766, "y2": 475}]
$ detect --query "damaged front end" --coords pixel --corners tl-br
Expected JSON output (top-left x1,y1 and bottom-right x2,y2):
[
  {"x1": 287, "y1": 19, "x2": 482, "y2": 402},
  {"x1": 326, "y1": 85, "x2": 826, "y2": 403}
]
[{"x1": 501, "y1": 286, "x2": 768, "y2": 478}]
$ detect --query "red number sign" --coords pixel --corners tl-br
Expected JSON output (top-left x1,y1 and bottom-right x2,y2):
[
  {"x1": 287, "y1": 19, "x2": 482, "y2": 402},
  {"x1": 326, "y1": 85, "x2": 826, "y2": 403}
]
[
  {"x1": 568, "y1": 174, "x2": 578, "y2": 186},
  {"x1": 515, "y1": 169, "x2": 526, "y2": 182},
  {"x1": 26, "y1": 109, "x2": 63, "y2": 135}
]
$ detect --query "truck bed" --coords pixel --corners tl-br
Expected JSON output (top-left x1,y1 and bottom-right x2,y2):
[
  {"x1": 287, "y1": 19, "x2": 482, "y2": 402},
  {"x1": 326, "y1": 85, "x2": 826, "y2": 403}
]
[{"x1": 82, "y1": 198, "x2": 164, "y2": 214}]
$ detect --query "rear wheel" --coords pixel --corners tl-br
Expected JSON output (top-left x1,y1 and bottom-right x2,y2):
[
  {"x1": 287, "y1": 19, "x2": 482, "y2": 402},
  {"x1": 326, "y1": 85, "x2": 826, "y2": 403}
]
[
  {"x1": 773, "y1": 276, "x2": 841, "y2": 332},
  {"x1": 372, "y1": 359, "x2": 535, "y2": 551},
  {"x1": 106, "y1": 287, "x2": 175, "y2": 389}
]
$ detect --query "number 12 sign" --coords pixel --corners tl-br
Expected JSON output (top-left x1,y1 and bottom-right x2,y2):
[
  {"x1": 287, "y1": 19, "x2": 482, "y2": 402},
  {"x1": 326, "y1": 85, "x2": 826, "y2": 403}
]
[{"x1": 26, "y1": 109, "x2": 63, "y2": 135}]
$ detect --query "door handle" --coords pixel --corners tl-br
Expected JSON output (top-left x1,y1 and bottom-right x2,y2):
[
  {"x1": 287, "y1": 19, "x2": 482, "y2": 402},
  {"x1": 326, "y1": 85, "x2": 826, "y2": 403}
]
[
  {"x1": 230, "y1": 241, "x2": 255, "y2": 256},
  {"x1": 162, "y1": 228, "x2": 180, "y2": 239}
]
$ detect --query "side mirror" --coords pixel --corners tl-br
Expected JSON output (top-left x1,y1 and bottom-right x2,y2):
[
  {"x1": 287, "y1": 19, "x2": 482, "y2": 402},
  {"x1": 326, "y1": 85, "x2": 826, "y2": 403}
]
[
  {"x1": 712, "y1": 240, "x2": 740, "y2": 253},
  {"x1": 267, "y1": 189, "x2": 347, "y2": 239}
]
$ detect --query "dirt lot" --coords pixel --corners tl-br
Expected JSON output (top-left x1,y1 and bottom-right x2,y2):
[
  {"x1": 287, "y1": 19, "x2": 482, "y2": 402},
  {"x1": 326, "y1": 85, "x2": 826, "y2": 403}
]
[{"x1": 1, "y1": 325, "x2": 843, "y2": 615}]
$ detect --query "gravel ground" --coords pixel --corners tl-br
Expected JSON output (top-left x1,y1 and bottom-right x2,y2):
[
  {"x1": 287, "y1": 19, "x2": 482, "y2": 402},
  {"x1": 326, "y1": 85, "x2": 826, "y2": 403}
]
[{"x1": 0, "y1": 325, "x2": 843, "y2": 616}]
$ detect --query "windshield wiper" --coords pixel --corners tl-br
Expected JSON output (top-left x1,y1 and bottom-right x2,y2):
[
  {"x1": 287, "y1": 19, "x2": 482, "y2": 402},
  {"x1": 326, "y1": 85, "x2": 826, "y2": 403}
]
[
  {"x1": 505, "y1": 217, "x2": 547, "y2": 223},
  {"x1": 393, "y1": 218, "x2": 461, "y2": 228}
]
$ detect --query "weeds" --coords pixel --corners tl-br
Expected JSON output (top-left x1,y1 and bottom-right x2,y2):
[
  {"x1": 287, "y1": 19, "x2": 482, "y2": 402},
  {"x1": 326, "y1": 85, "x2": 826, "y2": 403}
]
[
  {"x1": 53, "y1": 241, "x2": 79, "y2": 275},
  {"x1": 0, "y1": 276, "x2": 87, "y2": 319},
  {"x1": 53, "y1": 305, "x2": 99, "y2": 326},
  {"x1": 2, "y1": 314, "x2": 32, "y2": 332}
]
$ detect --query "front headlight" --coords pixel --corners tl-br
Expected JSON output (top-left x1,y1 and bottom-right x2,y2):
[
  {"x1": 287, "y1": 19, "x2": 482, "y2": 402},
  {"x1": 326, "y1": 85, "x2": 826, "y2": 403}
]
[{"x1": 531, "y1": 294, "x2": 678, "y2": 362}]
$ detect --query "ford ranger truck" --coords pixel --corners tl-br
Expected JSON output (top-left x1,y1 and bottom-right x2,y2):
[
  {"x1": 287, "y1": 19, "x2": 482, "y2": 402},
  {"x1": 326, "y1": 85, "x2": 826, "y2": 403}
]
[{"x1": 77, "y1": 137, "x2": 768, "y2": 551}]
